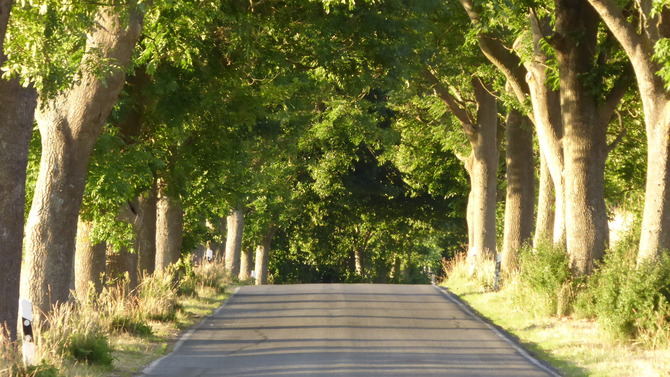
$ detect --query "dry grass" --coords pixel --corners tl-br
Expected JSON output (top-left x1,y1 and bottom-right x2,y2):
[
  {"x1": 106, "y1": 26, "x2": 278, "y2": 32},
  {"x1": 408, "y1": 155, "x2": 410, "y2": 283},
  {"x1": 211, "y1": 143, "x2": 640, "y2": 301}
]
[{"x1": 1, "y1": 257, "x2": 231, "y2": 377}]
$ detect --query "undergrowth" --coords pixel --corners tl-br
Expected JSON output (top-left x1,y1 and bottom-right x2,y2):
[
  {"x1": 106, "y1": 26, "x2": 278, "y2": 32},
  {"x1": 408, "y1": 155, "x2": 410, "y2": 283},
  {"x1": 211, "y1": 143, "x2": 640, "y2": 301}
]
[
  {"x1": 443, "y1": 227, "x2": 670, "y2": 348},
  {"x1": 1, "y1": 256, "x2": 230, "y2": 377}
]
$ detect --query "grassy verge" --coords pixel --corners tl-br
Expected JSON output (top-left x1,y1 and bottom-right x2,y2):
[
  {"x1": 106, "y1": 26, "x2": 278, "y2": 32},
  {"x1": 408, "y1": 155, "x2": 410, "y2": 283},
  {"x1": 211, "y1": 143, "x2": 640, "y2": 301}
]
[
  {"x1": 443, "y1": 255, "x2": 670, "y2": 377},
  {"x1": 1, "y1": 258, "x2": 233, "y2": 377}
]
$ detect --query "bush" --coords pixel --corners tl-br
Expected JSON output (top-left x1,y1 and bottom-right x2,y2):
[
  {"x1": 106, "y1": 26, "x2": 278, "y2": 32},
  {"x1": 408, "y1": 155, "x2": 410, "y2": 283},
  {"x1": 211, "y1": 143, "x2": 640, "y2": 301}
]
[
  {"x1": 589, "y1": 245, "x2": 670, "y2": 344},
  {"x1": 514, "y1": 241, "x2": 573, "y2": 317},
  {"x1": 66, "y1": 332, "x2": 113, "y2": 365}
]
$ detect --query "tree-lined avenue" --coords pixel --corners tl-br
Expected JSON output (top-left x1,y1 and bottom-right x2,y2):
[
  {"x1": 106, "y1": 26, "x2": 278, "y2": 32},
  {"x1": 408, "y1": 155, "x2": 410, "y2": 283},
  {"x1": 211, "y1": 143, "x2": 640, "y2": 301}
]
[{"x1": 142, "y1": 284, "x2": 556, "y2": 377}]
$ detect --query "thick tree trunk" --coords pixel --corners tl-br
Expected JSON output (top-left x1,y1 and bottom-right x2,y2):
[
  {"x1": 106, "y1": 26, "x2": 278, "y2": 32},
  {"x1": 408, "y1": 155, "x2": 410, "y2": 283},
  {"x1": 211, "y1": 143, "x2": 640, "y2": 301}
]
[
  {"x1": 468, "y1": 79, "x2": 499, "y2": 261},
  {"x1": 106, "y1": 245, "x2": 139, "y2": 290},
  {"x1": 224, "y1": 206, "x2": 244, "y2": 278},
  {"x1": 638, "y1": 110, "x2": 670, "y2": 261},
  {"x1": 137, "y1": 183, "x2": 157, "y2": 275},
  {"x1": 0, "y1": 1, "x2": 38, "y2": 340},
  {"x1": 107, "y1": 203, "x2": 141, "y2": 290},
  {"x1": 554, "y1": 0, "x2": 618, "y2": 275},
  {"x1": 502, "y1": 110, "x2": 535, "y2": 273},
  {"x1": 74, "y1": 219, "x2": 106, "y2": 301},
  {"x1": 587, "y1": 0, "x2": 670, "y2": 263},
  {"x1": 155, "y1": 183, "x2": 184, "y2": 271},
  {"x1": 239, "y1": 247, "x2": 253, "y2": 281},
  {"x1": 20, "y1": 5, "x2": 144, "y2": 318},
  {"x1": 429, "y1": 73, "x2": 499, "y2": 268},
  {"x1": 254, "y1": 227, "x2": 277, "y2": 285},
  {"x1": 534, "y1": 152, "x2": 555, "y2": 247}
]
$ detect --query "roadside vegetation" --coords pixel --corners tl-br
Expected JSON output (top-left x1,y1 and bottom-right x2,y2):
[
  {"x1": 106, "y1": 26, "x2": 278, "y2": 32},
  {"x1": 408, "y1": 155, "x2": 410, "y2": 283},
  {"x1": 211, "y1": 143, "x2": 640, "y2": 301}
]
[
  {"x1": 0, "y1": 257, "x2": 229, "y2": 377},
  {"x1": 443, "y1": 221, "x2": 670, "y2": 377}
]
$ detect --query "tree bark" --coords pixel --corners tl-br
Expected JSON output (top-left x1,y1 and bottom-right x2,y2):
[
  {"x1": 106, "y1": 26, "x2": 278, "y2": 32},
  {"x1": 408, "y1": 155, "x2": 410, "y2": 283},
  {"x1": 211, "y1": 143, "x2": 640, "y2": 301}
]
[
  {"x1": 74, "y1": 218, "x2": 106, "y2": 301},
  {"x1": 224, "y1": 206, "x2": 244, "y2": 278},
  {"x1": 106, "y1": 203, "x2": 140, "y2": 290},
  {"x1": 587, "y1": 0, "x2": 670, "y2": 263},
  {"x1": 428, "y1": 73, "x2": 499, "y2": 267},
  {"x1": 155, "y1": 182, "x2": 184, "y2": 271},
  {"x1": 468, "y1": 79, "x2": 499, "y2": 261},
  {"x1": 137, "y1": 181, "x2": 157, "y2": 275},
  {"x1": 525, "y1": 14, "x2": 567, "y2": 248},
  {"x1": 20, "y1": 5, "x2": 144, "y2": 318},
  {"x1": 0, "y1": 2, "x2": 37, "y2": 341},
  {"x1": 553, "y1": 0, "x2": 630, "y2": 274},
  {"x1": 106, "y1": 244, "x2": 139, "y2": 290},
  {"x1": 534, "y1": 152, "x2": 556, "y2": 247},
  {"x1": 254, "y1": 227, "x2": 277, "y2": 285},
  {"x1": 458, "y1": 1, "x2": 567, "y2": 250},
  {"x1": 502, "y1": 110, "x2": 535, "y2": 273},
  {"x1": 239, "y1": 247, "x2": 253, "y2": 281}
]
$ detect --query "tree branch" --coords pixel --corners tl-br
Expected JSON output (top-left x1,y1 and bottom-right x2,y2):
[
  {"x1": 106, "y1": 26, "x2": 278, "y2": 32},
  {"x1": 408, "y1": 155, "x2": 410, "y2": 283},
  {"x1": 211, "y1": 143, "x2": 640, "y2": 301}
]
[
  {"x1": 423, "y1": 69, "x2": 477, "y2": 137},
  {"x1": 599, "y1": 62, "x2": 633, "y2": 122},
  {"x1": 607, "y1": 110, "x2": 627, "y2": 153},
  {"x1": 458, "y1": 0, "x2": 529, "y2": 105}
]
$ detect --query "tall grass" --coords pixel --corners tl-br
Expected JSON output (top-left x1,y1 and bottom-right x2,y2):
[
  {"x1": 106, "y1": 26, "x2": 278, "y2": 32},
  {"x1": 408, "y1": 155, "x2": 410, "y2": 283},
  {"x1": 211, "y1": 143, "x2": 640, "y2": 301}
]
[{"x1": 1, "y1": 256, "x2": 230, "y2": 376}]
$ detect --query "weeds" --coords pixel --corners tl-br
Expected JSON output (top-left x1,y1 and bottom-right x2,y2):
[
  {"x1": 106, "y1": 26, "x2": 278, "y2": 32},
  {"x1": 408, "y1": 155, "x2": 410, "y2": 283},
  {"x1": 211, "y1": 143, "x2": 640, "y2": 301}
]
[
  {"x1": 1, "y1": 256, "x2": 231, "y2": 376},
  {"x1": 443, "y1": 228, "x2": 670, "y2": 347}
]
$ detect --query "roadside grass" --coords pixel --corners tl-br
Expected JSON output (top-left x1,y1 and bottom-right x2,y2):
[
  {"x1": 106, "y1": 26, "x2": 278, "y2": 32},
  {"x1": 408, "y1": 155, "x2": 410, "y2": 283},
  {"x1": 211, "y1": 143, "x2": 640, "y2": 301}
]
[
  {"x1": 0, "y1": 258, "x2": 232, "y2": 377},
  {"x1": 443, "y1": 256, "x2": 670, "y2": 377}
]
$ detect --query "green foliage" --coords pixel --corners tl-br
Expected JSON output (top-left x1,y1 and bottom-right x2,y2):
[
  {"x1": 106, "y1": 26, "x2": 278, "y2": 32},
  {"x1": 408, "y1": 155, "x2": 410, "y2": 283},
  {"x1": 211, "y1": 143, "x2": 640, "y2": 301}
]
[
  {"x1": 66, "y1": 332, "x2": 114, "y2": 366},
  {"x1": 110, "y1": 315, "x2": 153, "y2": 337},
  {"x1": 514, "y1": 241, "x2": 573, "y2": 317},
  {"x1": 588, "y1": 227, "x2": 670, "y2": 344}
]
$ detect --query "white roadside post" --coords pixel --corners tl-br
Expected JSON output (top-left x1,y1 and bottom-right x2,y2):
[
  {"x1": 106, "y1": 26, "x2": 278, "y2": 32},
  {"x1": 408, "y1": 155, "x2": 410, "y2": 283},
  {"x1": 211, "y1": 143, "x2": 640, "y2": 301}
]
[
  {"x1": 19, "y1": 298, "x2": 35, "y2": 366},
  {"x1": 493, "y1": 253, "x2": 502, "y2": 291}
]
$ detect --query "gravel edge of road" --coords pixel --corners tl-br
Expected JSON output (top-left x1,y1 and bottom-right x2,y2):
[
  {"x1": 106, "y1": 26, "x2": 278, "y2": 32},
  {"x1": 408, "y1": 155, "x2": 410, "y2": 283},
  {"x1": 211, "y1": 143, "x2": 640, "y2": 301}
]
[{"x1": 432, "y1": 284, "x2": 563, "y2": 377}]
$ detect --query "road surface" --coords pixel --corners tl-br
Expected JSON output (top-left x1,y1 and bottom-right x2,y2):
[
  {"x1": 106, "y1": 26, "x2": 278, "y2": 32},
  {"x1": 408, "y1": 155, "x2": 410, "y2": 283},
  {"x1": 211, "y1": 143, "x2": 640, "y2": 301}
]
[{"x1": 141, "y1": 284, "x2": 558, "y2": 376}]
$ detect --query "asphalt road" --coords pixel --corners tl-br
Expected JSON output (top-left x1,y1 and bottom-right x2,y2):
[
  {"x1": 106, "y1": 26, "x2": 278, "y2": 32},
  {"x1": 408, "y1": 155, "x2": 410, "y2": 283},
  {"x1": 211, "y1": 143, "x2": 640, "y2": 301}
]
[{"x1": 141, "y1": 284, "x2": 558, "y2": 377}]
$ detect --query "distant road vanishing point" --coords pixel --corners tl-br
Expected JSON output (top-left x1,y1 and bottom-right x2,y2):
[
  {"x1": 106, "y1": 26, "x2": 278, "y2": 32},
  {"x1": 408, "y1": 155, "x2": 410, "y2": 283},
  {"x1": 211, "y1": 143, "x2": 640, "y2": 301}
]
[{"x1": 141, "y1": 284, "x2": 559, "y2": 377}]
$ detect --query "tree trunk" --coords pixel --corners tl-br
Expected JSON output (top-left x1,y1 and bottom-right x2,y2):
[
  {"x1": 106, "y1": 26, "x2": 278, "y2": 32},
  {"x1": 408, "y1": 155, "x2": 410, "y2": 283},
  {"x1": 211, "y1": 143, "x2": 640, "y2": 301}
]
[
  {"x1": 106, "y1": 203, "x2": 141, "y2": 290},
  {"x1": 74, "y1": 218, "x2": 106, "y2": 301},
  {"x1": 254, "y1": 227, "x2": 277, "y2": 285},
  {"x1": 20, "y1": 5, "x2": 144, "y2": 318},
  {"x1": 554, "y1": 0, "x2": 629, "y2": 274},
  {"x1": 534, "y1": 152, "x2": 555, "y2": 247},
  {"x1": 239, "y1": 247, "x2": 253, "y2": 281},
  {"x1": 468, "y1": 79, "x2": 499, "y2": 261},
  {"x1": 354, "y1": 248, "x2": 364, "y2": 276},
  {"x1": 586, "y1": 0, "x2": 670, "y2": 263},
  {"x1": 0, "y1": 3, "x2": 37, "y2": 340},
  {"x1": 106, "y1": 244, "x2": 139, "y2": 290},
  {"x1": 428, "y1": 73, "x2": 499, "y2": 268},
  {"x1": 224, "y1": 206, "x2": 244, "y2": 278},
  {"x1": 525, "y1": 14, "x2": 567, "y2": 248},
  {"x1": 137, "y1": 183, "x2": 157, "y2": 275},
  {"x1": 155, "y1": 182, "x2": 184, "y2": 271},
  {"x1": 502, "y1": 110, "x2": 535, "y2": 274}
]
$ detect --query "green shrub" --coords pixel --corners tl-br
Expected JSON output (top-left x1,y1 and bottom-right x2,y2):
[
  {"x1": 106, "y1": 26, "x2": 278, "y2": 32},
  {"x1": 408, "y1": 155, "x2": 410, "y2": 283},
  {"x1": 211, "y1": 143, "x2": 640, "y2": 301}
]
[
  {"x1": 67, "y1": 332, "x2": 113, "y2": 365},
  {"x1": 589, "y1": 245, "x2": 670, "y2": 344},
  {"x1": 514, "y1": 241, "x2": 573, "y2": 317},
  {"x1": 110, "y1": 315, "x2": 153, "y2": 336}
]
